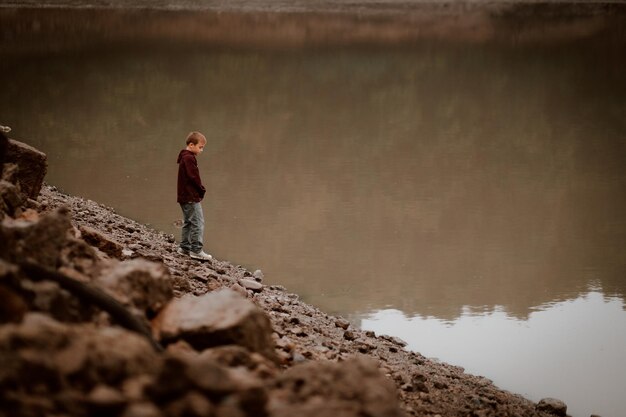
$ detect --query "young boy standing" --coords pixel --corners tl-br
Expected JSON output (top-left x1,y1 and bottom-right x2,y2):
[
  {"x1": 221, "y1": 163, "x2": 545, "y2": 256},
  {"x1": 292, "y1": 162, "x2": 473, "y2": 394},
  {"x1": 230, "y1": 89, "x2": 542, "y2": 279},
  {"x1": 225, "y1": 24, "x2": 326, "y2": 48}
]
[{"x1": 177, "y1": 131, "x2": 212, "y2": 261}]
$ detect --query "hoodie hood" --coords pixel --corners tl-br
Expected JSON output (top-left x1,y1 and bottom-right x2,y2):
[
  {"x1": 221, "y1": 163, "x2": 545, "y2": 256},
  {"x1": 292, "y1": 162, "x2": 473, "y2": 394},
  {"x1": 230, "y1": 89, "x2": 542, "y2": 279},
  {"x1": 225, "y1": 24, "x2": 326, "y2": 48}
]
[{"x1": 177, "y1": 149, "x2": 194, "y2": 163}]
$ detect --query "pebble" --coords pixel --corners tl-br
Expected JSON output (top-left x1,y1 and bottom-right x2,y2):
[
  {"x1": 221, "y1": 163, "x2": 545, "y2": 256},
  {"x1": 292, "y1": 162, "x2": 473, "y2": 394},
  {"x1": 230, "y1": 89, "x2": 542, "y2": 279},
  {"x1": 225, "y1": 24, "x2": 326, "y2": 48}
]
[
  {"x1": 253, "y1": 269, "x2": 264, "y2": 282},
  {"x1": 239, "y1": 278, "x2": 263, "y2": 292},
  {"x1": 335, "y1": 318, "x2": 350, "y2": 330},
  {"x1": 343, "y1": 330, "x2": 357, "y2": 341},
  {"x1": 230, "y1": 283, "x2": 248, "y2": 297}
]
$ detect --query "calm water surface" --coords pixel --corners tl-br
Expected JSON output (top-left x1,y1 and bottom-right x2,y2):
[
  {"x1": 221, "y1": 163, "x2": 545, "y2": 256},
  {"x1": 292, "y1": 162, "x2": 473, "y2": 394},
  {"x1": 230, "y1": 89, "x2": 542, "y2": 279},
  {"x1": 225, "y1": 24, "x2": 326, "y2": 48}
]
[{"x1": 2, "y1": 12, "x2": 626, "y2": 417}]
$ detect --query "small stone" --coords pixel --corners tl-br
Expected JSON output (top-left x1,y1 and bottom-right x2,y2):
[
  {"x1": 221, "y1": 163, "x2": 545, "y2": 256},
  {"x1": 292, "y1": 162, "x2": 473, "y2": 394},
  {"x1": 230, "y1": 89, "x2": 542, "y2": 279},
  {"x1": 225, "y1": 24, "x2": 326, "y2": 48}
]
[
  {"x1": 536, "y1": 398, "x2": 567, "y2": 416},
  {"x1": 121, "y1": 402, "x2": 163, "y2": 417},
  {"x1": 239, "y1": 278, "x2": 263, "y2": 292},
  {"x1": 343, "y1": 330, "x2": 357, "y2": 341},
  {"x1": 88, "y1": 384, "x2": 126, "y2": 407},
  {"x1": 380, "y1": 334, "x2": 408, "y2": 347},
  {"x1": 79, "y1": 224, "x2": 124, "y2": 258},
  {"x1": 289, "y1": 327, "x2": 306, "y2": 337},
  {"x1": 253, "y1": 269, "x2": 264, "y2": 282},
  {"x1": 434, "y1": 381, "x2": 448, "y2": 389},
  {"x1": 230, "y1": 283, "x2": 248, "y2": 297},
  {"x1": 414, "y1": 381, "x2": 429, "y2": 393},
  {"x1": 335, "y1": 318, "x2": 350, "y2": 330}
]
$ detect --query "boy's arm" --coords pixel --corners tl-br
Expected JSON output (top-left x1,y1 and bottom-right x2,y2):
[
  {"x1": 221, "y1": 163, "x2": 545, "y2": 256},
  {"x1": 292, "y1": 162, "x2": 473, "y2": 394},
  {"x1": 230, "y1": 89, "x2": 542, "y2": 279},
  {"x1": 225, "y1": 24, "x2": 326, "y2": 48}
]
[{"x1": 182, "y1": 156, "x2": 206, "y2": 197}]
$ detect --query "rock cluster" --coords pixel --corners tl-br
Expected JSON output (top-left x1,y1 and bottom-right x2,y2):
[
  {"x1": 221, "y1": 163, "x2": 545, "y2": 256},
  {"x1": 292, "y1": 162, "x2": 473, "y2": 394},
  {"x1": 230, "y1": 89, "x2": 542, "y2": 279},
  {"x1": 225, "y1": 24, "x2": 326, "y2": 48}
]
[
  {"x1": 0, "y1": 132, "x2": 404, "y2": 417},
  {"x1": 0, "y1": 131, "x2": 571, "y2": 417}
]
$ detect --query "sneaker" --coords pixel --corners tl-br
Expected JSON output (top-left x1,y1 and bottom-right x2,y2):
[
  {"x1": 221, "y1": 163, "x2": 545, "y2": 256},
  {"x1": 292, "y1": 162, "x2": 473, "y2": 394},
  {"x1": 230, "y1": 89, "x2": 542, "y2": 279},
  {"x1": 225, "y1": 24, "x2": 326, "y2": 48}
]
[
  {"x1": 176, "y1": 247, "x2": 189, "y2": 256},
  {"x1": 190, "y1": 250, "x2": 213, "y2": 261}
]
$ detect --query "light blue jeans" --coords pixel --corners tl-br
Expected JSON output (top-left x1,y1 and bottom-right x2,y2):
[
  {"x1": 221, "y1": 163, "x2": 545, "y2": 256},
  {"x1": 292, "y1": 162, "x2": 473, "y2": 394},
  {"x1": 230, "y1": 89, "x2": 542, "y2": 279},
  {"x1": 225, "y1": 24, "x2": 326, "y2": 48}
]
[{"x1": 180, "y1": 202, "x2": 204, "y2": 253}]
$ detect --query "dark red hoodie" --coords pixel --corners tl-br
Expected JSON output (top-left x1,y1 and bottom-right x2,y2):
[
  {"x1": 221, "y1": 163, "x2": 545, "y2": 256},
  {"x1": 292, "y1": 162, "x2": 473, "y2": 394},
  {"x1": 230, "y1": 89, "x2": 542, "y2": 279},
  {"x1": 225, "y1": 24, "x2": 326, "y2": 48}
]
[{"x1": 177, "y1": 149, "x2": 206, "y2": 203}]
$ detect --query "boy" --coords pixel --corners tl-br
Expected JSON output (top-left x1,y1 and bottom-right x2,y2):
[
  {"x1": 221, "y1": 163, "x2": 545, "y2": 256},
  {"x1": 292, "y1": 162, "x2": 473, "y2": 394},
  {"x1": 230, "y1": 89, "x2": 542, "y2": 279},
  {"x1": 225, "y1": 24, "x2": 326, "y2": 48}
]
[{"x1": 177, "y1": 131, "x2": 212, "y2": 261}]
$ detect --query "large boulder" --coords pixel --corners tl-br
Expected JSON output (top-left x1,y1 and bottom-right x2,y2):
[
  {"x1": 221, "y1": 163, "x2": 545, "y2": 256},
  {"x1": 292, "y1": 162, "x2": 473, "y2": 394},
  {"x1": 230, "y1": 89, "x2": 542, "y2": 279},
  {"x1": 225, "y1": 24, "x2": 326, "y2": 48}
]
[
  {"x1": 0, "y1": 207, "x2": 72, "y2": 267},
  {"x1": 153, "y1": 289, "x2": 277, "y2": 362},
  {"x1": 0, "y1": 313, "x2": 160, "y2": 415},
  {"x1": 268, "y1": 356, "x2": 403, "y2": 417},
  {"x1": 536, "y1": 398, "x2": 567, "y2": 416},
  {"x1": 5, "y1": 139, "x2": 47, "y2": 199},
  {"x1": 148, "y1": 351, "x2": 266, "y2": 410},
  {"x1": 95, "y1": 259, "x2": 174, "y2": 317}
]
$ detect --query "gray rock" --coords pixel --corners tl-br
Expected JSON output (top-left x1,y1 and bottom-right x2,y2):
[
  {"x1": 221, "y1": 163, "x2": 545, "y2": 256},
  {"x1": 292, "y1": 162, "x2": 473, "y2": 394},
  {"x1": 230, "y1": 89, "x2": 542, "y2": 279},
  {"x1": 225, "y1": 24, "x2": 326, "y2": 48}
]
[
  {"x1": 239, "y1": 278, "x2": 263, "y2": 292},
  {"x1": 536, "y1": 398, "x2": 567, "y2": 416},
  {"x1": 253, "y1": 269, "x2": 264, "y2": 282},
  {"x1": 153, "y1": 289, "x2": 278, "y2": 362}
]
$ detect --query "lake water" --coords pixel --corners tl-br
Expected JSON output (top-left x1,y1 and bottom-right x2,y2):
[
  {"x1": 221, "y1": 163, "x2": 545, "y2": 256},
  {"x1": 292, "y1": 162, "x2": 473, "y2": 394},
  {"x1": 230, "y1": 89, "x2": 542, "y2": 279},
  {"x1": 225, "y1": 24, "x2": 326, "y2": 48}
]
[{"x1": 1, "y1": 8, "x2": 625, "y2": 417}]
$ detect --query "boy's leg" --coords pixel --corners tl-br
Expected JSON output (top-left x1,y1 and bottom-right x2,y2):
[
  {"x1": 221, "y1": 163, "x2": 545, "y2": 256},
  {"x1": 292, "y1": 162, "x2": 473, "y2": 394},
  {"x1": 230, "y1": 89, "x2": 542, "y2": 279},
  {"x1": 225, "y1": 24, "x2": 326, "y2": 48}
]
[
  {"x1": 187, "y1": 202, "x2": 205, "y2": 254},
  {"x1": 179, "y1": 203, "x2": 195, "y2": 253}
]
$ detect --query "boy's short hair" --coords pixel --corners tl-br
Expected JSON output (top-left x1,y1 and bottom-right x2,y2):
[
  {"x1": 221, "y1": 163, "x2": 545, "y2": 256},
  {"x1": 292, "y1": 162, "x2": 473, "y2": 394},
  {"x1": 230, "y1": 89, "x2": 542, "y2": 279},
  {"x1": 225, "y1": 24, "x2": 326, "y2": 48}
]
[{"x1": 186, "y1": 131, "x2": 206, "y2": 145}]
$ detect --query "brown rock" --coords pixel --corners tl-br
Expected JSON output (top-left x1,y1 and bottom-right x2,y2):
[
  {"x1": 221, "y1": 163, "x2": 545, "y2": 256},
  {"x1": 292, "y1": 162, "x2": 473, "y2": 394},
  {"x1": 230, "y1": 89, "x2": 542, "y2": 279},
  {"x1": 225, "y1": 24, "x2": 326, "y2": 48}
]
[
  {"x1": 121, "y1": 402, "x2": 164, "y2": 417},
  {"x1": 0, "y1": 130, "x2": 7, "y2": 168},
  {"x1": 335, "y1": 318, "x2": 351, "y2": 330},
  {"x1": 79, "y1": 224, "x2": 124, "y2": 258},
  {"x1": 198, "y1": 345, "x2": 263, "y2": 370},
  {"x1": 0, "y1": 313, "x2": 160, "y2": 404},
  {"x1": 95, "y1": 259, "x2": 174, "y2": 316},
  {"x1": 5, "y1": 138, "x2": 47, "y2": 199},
  {"x1": 0, "y1": 179, "x2": 24, "y2": 216},
  {"x1": 164, "y1": 391, "x2": 214, "y2": 417},
  {"x1": 0, "y1": 284, "x2": 28, "y2": 323},
  {"x1": 153, "y1": 289, "x2": 277, "y2": 362},
  {"x1": 0, "y1": 207, "x2": 72, "y2": 267},
  {"x1": 87, "y1": 384, "x2": 127, "y2": 414},
  {"x1": 268, "y1": 356, "x2": 403, "y2": 417},
  {"x1": 148, "y1": 352, "x2": 265, "y2": 410},
  {"x1": 343, "y1": 330, "x2": 357, "y2": 341}
]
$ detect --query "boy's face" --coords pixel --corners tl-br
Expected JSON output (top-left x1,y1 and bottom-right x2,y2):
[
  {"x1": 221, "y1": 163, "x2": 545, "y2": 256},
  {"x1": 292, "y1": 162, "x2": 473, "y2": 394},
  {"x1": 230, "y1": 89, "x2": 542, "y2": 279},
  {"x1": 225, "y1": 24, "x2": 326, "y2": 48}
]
[{"x1": 187, "y1": 140, "x2": 206, "y2": 155}]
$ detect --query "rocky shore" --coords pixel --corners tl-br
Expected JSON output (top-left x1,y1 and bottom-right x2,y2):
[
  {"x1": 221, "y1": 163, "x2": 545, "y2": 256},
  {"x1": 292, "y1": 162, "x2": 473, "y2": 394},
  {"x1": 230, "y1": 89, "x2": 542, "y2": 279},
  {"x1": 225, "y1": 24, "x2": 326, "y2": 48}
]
[{"x1": 0, "y1": 130, "x2": 576, "y2": 417}]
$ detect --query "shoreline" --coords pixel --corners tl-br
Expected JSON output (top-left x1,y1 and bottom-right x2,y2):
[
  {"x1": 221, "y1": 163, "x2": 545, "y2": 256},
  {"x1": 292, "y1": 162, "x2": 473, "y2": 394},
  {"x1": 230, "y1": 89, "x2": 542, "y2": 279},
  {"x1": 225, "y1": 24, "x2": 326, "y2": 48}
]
[{"x1": 35, "y1": 182, "x2": 559, "y2": 416}]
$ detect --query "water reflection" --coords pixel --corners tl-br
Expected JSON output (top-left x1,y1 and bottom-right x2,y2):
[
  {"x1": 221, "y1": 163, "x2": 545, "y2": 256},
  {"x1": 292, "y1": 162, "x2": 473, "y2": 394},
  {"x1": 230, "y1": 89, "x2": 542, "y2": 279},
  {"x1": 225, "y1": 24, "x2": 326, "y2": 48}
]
[
  {"x1": 1, "y1": 34, "x2": 625, "y2": 322},
  {"x1": 362, "y1": 291, "x2": 626, "y2": 417}
]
